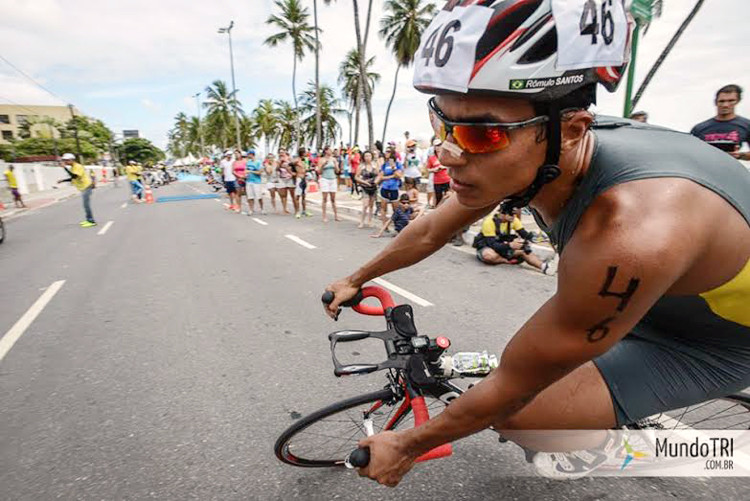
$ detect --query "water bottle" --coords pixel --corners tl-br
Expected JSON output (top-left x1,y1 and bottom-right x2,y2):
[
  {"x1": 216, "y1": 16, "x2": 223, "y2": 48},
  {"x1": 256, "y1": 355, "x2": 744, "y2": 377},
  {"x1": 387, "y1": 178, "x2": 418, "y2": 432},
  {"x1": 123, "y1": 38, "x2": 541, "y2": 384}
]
[{"x1": 439, "y1": 351, "x2": 498, "y2": 377}]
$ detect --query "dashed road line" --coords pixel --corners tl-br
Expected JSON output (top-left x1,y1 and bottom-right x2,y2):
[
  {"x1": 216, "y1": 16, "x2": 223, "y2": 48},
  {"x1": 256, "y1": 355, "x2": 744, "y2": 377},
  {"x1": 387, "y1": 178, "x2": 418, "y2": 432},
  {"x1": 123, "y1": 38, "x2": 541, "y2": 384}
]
[
  {"x1": 252, "y1": 218, "x2": 268, "y2": 226},
  {"x1": 285, "y1": 234, "x2": 316, "y2": 249},
  {"x1": 97, "y1": 221, "x2": 114, "y2": 235},
  {"x1": 372, "y1": 277, "x2": 433, "y2": 307},
  {"x1": 0, "y1": 280, "x2": 66, "y2": 362}
]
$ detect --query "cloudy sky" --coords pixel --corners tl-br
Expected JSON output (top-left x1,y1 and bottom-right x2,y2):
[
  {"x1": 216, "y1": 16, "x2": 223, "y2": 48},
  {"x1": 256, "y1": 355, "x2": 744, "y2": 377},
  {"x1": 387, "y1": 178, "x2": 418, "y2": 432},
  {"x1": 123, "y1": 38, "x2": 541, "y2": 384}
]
[{"x1": 1, "y1": 0, "x2": 747, "y2": 152}]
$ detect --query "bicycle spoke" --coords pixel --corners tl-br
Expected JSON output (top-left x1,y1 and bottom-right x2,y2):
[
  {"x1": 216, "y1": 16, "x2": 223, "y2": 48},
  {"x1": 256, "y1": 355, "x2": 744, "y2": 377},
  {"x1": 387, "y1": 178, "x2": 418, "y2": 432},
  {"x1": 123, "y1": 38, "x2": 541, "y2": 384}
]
[{"x1": 684, "y1": 404, "x2": 743, "y2": 428}]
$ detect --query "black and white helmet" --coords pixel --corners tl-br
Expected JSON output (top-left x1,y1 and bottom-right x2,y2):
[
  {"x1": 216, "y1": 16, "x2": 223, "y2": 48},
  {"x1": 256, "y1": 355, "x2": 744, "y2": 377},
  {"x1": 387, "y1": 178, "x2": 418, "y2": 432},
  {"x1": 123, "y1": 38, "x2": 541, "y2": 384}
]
[{"x1": 413, "y1": 0, "x2": 632, "y2": 102}]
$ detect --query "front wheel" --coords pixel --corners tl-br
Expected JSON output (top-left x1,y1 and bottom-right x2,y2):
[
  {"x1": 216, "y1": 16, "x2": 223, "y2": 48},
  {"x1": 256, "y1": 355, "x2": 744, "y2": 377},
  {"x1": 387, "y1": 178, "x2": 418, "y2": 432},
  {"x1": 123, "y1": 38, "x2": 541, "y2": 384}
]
[{"x1": 274, "y1": 387, "x2": 453, "y2": 467}]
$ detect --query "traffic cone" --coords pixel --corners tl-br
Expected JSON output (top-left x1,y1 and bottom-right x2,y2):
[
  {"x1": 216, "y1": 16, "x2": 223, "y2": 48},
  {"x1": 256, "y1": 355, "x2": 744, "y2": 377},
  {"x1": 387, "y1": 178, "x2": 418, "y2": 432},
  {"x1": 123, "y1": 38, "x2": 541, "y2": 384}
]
[
  {"x1": 144, "y1": 186, "x2": 155, "y2": 204},
  {"x1": 0, "y1": 201, "x2": 5, "y2": 210}
]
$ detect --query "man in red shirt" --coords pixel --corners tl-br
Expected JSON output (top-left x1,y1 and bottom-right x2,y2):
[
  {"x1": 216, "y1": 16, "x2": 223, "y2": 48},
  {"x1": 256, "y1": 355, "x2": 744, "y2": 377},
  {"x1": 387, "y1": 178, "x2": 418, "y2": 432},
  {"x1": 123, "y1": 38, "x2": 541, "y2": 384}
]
[
  {"x1": 349, "y1": 146, "x2": 361, "y2": 198},
  {"x1": 427, "y1": 140, "x2": 451, "y2": 205}
]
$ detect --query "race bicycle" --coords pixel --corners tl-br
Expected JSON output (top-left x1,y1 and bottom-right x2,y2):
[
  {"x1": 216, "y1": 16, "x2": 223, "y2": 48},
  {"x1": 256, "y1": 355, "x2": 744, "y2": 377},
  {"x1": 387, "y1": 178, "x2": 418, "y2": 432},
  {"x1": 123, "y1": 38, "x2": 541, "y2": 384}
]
[{"x1": 274, "y1": 286, "x2": 750, "y2": 469}]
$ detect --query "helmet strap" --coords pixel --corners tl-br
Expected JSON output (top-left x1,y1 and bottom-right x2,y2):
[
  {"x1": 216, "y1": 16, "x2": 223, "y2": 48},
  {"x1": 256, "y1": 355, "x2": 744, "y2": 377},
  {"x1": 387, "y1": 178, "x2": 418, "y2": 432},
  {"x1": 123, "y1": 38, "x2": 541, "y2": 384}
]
[{"x1": 501, "y1": 101, "x2": 562, "y2": 212}]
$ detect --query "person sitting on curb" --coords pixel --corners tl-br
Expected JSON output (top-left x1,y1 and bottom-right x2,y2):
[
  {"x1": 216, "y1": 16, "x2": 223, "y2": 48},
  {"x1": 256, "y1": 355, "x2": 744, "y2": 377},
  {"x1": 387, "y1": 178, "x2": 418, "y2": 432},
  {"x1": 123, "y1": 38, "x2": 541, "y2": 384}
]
[
  {"x1": 371, "y1": 193, "x2": 416, "y2": 238},
  {"x1": 473, "y1": 205, "x2": 555, "y2": 274}
]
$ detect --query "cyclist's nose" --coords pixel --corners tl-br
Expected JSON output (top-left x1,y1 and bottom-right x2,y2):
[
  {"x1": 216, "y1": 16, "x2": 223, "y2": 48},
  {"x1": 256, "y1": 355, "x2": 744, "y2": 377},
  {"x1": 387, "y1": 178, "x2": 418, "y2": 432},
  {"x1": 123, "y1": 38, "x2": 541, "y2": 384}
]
[{"x1": 437, "y1": 138, "x2": 466, "y2": 167}]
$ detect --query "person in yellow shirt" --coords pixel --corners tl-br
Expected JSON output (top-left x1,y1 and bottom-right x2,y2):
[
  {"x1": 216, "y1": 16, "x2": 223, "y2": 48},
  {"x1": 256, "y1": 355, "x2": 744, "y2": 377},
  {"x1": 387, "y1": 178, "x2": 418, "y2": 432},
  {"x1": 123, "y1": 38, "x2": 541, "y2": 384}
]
[
  {"x1": 58, "y1": 153, "x2": 96, "y2": 227},
  {"x1": 125, "y1": 160, "x2": 144, "y2": 203},
  {"x1": 3, "y1": 165, "x2": 26, "y2": 208},
  {"x1": 472, "y1": 206, "x2": 552, "y2": 274}
]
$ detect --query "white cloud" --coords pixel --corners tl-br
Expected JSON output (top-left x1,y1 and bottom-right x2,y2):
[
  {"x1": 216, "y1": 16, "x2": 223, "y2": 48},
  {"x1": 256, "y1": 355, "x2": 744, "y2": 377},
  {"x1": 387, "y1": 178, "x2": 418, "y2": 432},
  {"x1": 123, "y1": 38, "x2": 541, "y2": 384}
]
[{"x1": 1, "y1": 0, "x2": 748, "y2": 149}]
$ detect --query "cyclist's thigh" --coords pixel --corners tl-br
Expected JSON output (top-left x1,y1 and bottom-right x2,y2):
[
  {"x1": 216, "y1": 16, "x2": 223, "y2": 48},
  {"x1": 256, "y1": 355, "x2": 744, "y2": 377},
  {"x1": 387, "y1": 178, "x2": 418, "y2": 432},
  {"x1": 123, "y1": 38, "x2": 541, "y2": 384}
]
[
  {"x1": 498, "y1": 361, "x2": 616, "y2": 430},
  {"x1": 593, "y1": 322, "x2": 750, "y2": 427}
]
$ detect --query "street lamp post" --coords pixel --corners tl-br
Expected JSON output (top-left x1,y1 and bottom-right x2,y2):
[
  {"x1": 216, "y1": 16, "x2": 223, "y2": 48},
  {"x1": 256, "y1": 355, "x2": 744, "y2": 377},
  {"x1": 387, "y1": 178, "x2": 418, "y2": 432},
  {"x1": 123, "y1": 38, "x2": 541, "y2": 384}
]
[
  {"x1": 193, "y1": 91, "x2": 206, "y2": 157},
  {"x1": 218, "y1": 21, "x2": 241, "y2": 151}
]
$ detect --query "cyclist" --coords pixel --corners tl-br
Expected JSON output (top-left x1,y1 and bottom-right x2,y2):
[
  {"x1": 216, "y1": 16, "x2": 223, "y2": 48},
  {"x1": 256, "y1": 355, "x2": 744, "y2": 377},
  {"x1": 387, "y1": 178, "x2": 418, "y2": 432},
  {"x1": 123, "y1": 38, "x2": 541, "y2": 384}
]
[{"x1": 323, "y1": 0, "x2": 750, "y2": 485}]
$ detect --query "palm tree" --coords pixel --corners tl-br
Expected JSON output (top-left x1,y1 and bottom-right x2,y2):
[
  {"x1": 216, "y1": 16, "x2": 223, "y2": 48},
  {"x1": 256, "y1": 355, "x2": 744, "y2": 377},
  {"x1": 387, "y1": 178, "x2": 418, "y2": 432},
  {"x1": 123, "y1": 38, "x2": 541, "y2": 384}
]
[
  {"x1": 274, "y1": 100, "x2": 300, "y2": 150},
  {"x1": 251, "y1": 99, "x2": 281, "y2": 155},
  {"x1": 338, "y1": 48, "x2": 379, "y2": 146},
  {"x1": 186, "y1": 116, "x2": 203, "y2": 156},
  {"x1": 299, "y1": 81, "x2": 346, "y2": 147},
  {"x1": 168, "y1": 112, "x2": 190, "y2": 157},
  {"x1": 379, "y1": 0, "x2": 437, "y2": 145},
  {"x1": 351, "y1": 0, "x2": 376, "y2": 150},
  {"x1": 265, "y1": 0, "x2": 317, "y2": 148},
  {"x1": 239, "y1": 116, "x2": 258, "y2": 150},
  {"x1": 204, "y1": 80, "x2": 243, "y2": 150},
  {"x1": 313, "y1": 0, "x2": 335, "y2": 152}
]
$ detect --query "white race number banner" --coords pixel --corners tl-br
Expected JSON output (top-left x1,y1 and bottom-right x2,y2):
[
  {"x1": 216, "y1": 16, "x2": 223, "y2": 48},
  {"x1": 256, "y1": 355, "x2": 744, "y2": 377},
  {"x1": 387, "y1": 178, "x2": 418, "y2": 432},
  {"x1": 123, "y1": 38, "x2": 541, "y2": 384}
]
[
  {"x1": 412, "y1": 5, "x2": 494, "y2": 93},
  {"x1": 552, "y1": 0, "x2": 629, "y2": 70}
]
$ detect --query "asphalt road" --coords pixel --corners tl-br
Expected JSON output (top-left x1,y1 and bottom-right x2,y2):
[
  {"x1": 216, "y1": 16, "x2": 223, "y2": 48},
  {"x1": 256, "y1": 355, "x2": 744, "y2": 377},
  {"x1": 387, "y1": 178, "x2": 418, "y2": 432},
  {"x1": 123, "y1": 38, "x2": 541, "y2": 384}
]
[{"x1": 0, "y1": 181, "x2": 745, "y2": 500}]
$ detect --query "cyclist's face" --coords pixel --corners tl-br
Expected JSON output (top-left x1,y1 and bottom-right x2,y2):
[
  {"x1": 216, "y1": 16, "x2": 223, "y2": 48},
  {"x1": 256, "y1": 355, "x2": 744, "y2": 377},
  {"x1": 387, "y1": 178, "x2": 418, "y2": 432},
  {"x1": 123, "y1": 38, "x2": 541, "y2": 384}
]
[
  {"x1": 434, "y1": 95, "x2": 545, "y2": 209},
  {"x1": 716, "y1": 92, "x2": 739, "y2": 117}
]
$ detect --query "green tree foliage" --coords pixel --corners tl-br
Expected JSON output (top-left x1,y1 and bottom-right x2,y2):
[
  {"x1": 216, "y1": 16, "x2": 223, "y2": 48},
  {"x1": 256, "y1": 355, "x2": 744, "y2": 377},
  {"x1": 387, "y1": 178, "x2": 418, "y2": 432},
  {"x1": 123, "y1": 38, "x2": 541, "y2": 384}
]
[
  {"x1": 273, "y1": 100, "x2": 300, "y2": 150},
  {"x1": 265, "y1": 0, "x2": 317, "y2": 147},
  {"x1": 63, "y1": 116, "x2": 115, "y2": 153},
  {"x1": 203, "y1": 80, "x2": 244, "y2": 150},
  {"x1": 251, "y1": 99, "x2": 281, "y2": 154},
  {"x1": 117, "y1": 138, "x2": 165, "y2": 165},
  {"x1": 298, "y1": 81, "x2": 345, "y2": 147},
  {"x1": 1, "y1": 137, "x2": 98, "y2": 162},
  {"x1": 338, "y1": 47, "x2": 379, "y2": 145}
]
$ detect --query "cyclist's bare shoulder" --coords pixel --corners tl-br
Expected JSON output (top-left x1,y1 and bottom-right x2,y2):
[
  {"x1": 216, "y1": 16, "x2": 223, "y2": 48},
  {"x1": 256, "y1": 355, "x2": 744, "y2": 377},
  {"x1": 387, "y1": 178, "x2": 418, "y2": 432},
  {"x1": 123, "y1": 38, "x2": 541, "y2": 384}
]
[{"x1": 564, "y1": 176, "x2": 750, "y2": 296}]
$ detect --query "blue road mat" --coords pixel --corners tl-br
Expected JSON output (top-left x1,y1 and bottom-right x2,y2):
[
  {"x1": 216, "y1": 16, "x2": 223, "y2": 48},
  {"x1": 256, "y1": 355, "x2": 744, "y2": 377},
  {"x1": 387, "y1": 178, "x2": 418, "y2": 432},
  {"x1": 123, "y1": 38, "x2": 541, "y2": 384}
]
[{"x1": 156, "y1": 194, "x2": 220, "y2": 203}]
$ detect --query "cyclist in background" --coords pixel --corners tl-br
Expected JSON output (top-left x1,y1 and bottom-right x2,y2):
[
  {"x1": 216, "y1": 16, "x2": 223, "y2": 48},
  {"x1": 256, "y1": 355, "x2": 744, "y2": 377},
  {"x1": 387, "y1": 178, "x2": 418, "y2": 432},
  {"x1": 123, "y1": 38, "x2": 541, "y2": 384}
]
[{"x1": 324, "y1": 0, "x2": 750, "y2": 484}]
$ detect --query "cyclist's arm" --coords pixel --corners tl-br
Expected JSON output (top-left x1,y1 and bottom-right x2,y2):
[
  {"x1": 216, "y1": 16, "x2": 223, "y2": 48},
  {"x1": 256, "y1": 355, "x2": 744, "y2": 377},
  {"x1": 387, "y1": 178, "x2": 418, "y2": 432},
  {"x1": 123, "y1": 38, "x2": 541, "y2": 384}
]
[
  {"x1": 397, "y1": 198, "x2": 702, "y2": 456},
  {"x1": 347, "y1": 196, "x2": 496, "y2": 288}
]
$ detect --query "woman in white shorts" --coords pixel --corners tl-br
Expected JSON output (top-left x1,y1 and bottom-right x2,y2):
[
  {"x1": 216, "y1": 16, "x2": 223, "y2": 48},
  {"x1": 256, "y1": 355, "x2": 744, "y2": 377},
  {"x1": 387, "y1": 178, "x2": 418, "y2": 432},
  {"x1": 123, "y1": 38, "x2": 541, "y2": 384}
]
[
  {"x1": 265, "y1": 153, "x2": 279, "y2": 212},
  {"x1": 276, "y1": 156, "x2": 295, "y2": 214},
  {"x1": 316, "y1": 146, "x2": 341, "y2": 222}
]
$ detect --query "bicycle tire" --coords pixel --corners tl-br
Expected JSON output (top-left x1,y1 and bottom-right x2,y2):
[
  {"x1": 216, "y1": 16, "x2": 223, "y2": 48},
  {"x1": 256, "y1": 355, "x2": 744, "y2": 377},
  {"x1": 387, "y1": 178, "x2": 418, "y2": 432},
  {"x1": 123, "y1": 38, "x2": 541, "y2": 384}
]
[
  {"x1": 275, "y1": 388, "x2": 397, "y2": 467},
  {"x1": 629, "y1": 393, "x2": 750, "y2": 431},
  {"x1": 275, "y1": 387, "x2": 453, "y2": 467}
]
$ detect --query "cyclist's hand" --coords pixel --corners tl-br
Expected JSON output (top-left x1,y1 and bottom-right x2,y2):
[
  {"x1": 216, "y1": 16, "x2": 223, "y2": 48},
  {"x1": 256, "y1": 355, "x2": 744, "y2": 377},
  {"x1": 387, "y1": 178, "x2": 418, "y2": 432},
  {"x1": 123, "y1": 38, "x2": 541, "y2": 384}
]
[
  {"x1": 323, "y1": 278, "x2": 359, "y2": 320},
  {"x1": 357, "y1": 431, "x2": 416, "y2": 487}
]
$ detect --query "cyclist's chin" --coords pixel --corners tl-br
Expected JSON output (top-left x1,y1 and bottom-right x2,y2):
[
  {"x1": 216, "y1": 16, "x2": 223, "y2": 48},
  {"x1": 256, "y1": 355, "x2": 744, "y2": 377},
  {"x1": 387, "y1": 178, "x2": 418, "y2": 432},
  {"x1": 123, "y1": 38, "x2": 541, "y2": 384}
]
[{"x1": 452, "y1": 184, "x2": 495, "y2": 209}]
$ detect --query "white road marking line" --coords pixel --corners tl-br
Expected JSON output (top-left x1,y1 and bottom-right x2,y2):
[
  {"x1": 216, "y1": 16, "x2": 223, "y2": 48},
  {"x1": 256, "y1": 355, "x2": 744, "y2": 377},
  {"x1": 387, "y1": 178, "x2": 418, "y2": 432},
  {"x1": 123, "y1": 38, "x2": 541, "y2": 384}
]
[
  {"x1": 0, "y1": 280, "x2": 66, "y2": 362},
  {"x1": 97, "y1": 221, "x2": 114, "y2": 235},
  {"x1": 285, "y1": 234, "x2": 316, "y2": 249},
  {"x1": 252, "y1": 218, "x2": 268, "y2": 226},
  {"x1": 120, "y1": 203, "x2": 127, "y2": 209},
  {"x1": 372, "y1": 277, "x2": 433, "y2": 307}
]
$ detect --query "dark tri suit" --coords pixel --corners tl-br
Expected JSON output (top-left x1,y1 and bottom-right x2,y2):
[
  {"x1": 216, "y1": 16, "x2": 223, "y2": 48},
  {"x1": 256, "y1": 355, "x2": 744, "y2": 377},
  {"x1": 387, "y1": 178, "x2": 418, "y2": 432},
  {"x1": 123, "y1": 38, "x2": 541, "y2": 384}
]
[{"x1": 532, "y1": 117, "x2": 750, "y2": 426}]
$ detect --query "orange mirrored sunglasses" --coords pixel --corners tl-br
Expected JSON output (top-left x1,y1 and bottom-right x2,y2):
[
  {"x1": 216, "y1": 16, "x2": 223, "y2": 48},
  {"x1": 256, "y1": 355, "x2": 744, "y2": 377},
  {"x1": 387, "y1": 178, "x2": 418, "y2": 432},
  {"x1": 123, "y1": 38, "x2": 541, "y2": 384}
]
[{"x1": 428, "y1": 97, "x2": 549, "y2": 154}]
